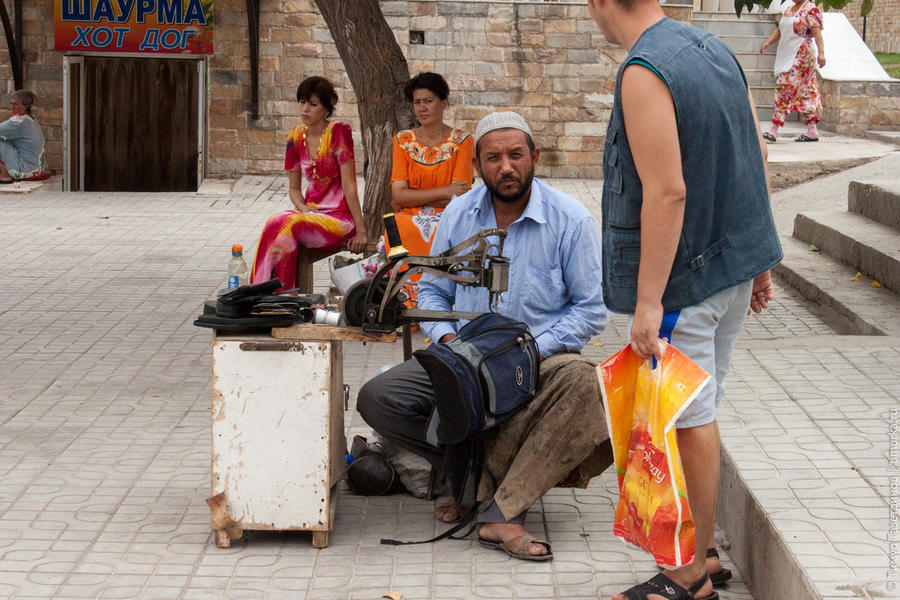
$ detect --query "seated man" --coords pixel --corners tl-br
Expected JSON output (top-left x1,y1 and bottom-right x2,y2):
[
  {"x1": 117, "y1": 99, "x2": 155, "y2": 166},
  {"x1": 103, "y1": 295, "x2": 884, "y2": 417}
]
[{"x1": 358, "y1": 111, "x2": 611, "y2": 560}]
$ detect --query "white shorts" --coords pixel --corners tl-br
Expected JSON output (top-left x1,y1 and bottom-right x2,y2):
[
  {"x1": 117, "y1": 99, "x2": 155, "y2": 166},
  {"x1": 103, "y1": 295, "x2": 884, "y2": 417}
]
[{"x1": 628, "y1": 280, "x2": 752, "y2": 429}]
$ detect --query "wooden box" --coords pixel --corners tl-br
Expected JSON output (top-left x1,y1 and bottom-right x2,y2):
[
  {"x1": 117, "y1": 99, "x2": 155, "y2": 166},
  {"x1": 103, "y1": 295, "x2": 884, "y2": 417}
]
[{"x1": 210, "y1": 334, "x2": 345, "y2": 548}]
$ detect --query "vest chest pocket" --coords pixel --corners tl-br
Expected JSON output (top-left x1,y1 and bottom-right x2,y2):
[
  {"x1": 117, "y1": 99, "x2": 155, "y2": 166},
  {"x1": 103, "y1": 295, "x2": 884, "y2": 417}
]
[
  {"x1": 607, "y1": 225, "x2": 640, "y2": 288},
  {"x1": 603, "y1": 129, "x2": 623, "y2": 195}
]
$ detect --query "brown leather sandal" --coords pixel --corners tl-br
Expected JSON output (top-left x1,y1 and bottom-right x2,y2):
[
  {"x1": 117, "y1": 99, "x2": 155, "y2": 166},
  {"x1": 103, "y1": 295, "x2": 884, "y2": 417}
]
[{"x1": 477, "y1": 534, "x2": 553, "y2": 561}]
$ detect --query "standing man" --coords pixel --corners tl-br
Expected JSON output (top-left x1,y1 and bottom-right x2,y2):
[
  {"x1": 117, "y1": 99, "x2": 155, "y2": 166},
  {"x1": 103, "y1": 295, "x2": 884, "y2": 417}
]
[
  {"x1": 586, "y1": 1, "x2": 783, "y2": 599},
  {"x1": 358, "y1": 112, "x2": 611, "y2": 561}
]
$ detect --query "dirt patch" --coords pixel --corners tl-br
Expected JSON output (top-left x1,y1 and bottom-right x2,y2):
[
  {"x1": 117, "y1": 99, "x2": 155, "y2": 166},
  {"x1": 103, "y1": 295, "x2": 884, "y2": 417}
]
[{"x1": 769, "y1": 156, "x2": 879, "y2": 192}]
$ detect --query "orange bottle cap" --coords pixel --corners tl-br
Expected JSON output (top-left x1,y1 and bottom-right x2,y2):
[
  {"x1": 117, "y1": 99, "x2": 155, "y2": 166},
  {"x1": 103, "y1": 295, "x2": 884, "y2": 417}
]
[{"x1": 232, "y1": 244, "x2": 243, "y2": 253}]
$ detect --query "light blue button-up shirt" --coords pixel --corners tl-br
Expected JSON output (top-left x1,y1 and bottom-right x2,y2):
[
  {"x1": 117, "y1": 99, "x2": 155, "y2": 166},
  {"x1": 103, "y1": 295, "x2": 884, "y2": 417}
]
[{"x1": 418, "y1": 178, "x2": 609, "y2": 357}]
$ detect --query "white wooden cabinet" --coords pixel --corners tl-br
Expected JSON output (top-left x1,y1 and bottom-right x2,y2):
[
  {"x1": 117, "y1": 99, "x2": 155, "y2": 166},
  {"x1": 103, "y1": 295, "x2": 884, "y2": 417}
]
[{"x1": 210, "y1": 334, "x2": 345, "y2": 548}]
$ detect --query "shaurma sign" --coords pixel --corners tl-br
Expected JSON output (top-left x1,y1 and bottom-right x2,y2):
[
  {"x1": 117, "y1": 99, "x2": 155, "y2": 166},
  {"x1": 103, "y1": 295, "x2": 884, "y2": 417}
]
[{"x1": 54, "y1": 0, "x2": 214, "y2": 55}]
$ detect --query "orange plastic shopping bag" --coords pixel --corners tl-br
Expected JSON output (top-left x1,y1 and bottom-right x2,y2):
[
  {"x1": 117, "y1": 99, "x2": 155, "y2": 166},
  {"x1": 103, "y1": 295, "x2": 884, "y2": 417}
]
[{"x1": 597, "y1": 342, "x2": 710, "y2": 567}]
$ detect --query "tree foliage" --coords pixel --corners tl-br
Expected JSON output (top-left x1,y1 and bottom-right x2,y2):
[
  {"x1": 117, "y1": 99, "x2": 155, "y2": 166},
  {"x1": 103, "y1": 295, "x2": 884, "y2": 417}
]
[{"x1": 735, "y1": 0, "x2": 874, "y2": 17}]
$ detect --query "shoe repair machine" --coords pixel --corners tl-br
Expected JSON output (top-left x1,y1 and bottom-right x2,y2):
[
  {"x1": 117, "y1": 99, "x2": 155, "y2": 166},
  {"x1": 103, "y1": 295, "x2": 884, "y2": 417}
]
[{"x1": 341, "y1": 214, "x2": 510, "y2": 333}]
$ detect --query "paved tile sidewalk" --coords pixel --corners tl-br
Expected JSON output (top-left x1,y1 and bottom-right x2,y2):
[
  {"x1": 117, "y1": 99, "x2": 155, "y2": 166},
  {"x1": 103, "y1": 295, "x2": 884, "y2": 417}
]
[{"x1": 0, "y1": 177, "x2": 895, "y2": 599}]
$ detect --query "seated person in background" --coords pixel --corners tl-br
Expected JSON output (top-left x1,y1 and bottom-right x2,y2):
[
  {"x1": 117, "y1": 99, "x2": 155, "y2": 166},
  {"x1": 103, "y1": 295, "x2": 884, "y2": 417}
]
[
  {"x1": 0, "y1": 90, "x2": 47, "y2": 183},
  {"x1": 358, "y1": 112, "x2": 611, "y2": 561},
  {"x1": 251, "y1": 76, "x2": 367, "y2": 291},
  {"x1": 386, "y1": 72, "x2": 474, "y2": 261}
]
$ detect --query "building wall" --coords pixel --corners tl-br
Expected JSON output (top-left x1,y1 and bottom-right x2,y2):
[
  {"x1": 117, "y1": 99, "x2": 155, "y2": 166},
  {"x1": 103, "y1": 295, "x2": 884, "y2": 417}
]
[
  {"x1": 2, "y1": 1, "x2": 64, "y2": 175},
  {"x1": 820, "y1": 79, "x2": 900, "y2": 134},
  {"x1": 834, "y1": 0, "x2": 899, "y2": 54},
  {"x1": 206, "y1": 0, "x2": 639, "y2": 179},
  {"x1": 3, "y1": 1, "x2": 692, "y2": 180},
  {"x1": 208, "y1": 0, "x2": 687, "y2": 178}
]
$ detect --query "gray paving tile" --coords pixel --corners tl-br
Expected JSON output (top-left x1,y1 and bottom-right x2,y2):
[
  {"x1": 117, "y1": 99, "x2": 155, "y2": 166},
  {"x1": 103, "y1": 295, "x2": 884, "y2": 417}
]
[{"x1": 5, "y1": 177, "x2": 895, "y2": 600}]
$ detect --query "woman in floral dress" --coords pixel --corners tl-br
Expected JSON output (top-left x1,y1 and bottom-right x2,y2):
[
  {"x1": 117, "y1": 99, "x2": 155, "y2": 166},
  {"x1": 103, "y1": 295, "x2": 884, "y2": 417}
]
[
  {"x1": 760, "y1": 0, "x2": 826, "y2": 142},
  {"x1": 387, "y1": 72, "x2": 474, "y2": 259},
  {"x1": 250, "y1": 77, "x2": 367, "y2": 291}
]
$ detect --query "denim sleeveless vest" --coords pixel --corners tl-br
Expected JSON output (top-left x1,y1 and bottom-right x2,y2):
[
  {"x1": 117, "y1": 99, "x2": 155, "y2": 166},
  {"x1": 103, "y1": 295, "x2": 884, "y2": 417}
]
[{"x1": 601, "y1": 18, "x2": 783, "y2": 313}]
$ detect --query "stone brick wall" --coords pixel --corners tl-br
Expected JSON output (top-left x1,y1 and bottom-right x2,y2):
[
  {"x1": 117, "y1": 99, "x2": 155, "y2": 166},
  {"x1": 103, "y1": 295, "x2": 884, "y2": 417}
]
[
  {"x1": 3, "y1": 0, "x2": 692, "y2": 180},
  {"x1": 820, "y1": 79, "x2": 900, "y2": 134},
  {"x1": 213, "y1": 0, "x2": 688, "y2": 178},
  {"x1": 208, "y1": 0, "x2": 636, "y2": 178},
  {"x1": 833, "y1": 0, "x2": 900, "y2": 54},
  {"x1": 0, "y1": 1, "x2": 64, "y2": 177}
]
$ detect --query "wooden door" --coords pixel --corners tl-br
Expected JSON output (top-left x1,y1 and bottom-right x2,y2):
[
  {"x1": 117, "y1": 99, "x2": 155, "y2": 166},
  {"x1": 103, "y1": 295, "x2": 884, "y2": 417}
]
[{"x1": 83, "y1": 57, "x2": 199, "y2": 192}]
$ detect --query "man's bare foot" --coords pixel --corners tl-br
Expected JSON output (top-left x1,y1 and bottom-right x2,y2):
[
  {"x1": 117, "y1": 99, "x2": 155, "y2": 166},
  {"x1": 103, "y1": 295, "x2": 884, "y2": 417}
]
[
  {"x1": 477, "y1": 522, "x2": 549, "y2": 558},
  {"x1": 433, "y1": 499, "x2": 470, "y2": 523}
]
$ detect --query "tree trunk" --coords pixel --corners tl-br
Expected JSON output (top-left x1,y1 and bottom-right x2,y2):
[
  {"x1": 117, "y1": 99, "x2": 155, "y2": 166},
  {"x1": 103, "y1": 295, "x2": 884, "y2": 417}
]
[
  {"x1": 313, "y1": 0, "x2": 414, "y2": 240},
  {"x1": 0, "y1": 0, "x2": 23, "y2": 90}
]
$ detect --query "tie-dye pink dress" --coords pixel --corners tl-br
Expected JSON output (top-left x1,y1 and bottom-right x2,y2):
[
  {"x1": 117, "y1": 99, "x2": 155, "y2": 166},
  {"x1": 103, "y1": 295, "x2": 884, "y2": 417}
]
[{"x1": 250, "y1": 120, "x2": 356, "y2": 290}]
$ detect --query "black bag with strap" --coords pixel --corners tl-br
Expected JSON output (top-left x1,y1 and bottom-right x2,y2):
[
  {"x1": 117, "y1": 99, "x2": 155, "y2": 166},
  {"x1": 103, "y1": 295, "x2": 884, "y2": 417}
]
[{"x1": 381, "y1": 313, "x2": 540, "y2": 546}]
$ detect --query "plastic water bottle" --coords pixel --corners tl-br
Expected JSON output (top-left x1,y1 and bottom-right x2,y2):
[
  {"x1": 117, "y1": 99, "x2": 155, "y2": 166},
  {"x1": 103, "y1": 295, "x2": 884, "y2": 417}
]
[{"x1": 227, "y1": 244, "x2": 249, "y2": 289}]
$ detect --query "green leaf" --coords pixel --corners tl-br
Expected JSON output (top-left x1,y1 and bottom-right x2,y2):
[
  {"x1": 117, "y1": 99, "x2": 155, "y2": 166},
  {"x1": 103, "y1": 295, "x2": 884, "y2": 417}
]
[
  {"x1": 809, "y1": 244, "x2": 820, "y2": 252},
  {"x1": 860, "y1": 0, "x2": 874, "y2": 16}
]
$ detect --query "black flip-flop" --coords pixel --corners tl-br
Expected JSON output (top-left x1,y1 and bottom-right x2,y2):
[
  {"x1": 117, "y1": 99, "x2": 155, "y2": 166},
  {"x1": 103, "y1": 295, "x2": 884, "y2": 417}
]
[
  {"x1": 795, "y1": 134, "x2": 819, "y2": 142},
  {"x1": 657, "y1": 547, "x2": 733, "y2": 588},
  {"x1": 618, "y1": 572, "x2": 718, "y2": 600},
  {"x1": 707, "y1": 547, "x2": 733, "y2": 587},
  {"x1": 761, "y1": 132, "x2": 776, "y2": 142},
  {"x1": 0, "y1": 179, "x2": 14, "y2": 184}
]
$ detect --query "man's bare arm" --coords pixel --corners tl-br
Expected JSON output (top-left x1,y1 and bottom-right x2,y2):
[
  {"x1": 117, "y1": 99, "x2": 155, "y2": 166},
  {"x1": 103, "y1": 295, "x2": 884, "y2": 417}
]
[{"x1": 621, "y1": 64, "x2": 686, "y2": 360}]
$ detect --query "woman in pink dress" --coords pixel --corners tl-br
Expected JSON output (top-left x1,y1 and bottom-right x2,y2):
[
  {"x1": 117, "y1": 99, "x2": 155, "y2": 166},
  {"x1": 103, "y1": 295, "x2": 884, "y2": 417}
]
[
  {"x1": 760, "y1": 0, "x2": 826, "y2": 142},
  {"x1": 250, "y1": 77, "x2": 367, "y2": 290}
]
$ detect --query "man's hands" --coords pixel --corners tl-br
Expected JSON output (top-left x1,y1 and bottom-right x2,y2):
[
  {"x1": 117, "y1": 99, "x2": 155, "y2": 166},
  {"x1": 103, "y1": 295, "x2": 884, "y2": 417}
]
[
  {"x1": 748, "y1": 270, "x2": 775, "y2": 314},
  {"x1": 438, "y1": 333, "x2": 457, "y2": 344},
  {"x1": 630, "y1": 299, "x2": 666, "y2": 361}
]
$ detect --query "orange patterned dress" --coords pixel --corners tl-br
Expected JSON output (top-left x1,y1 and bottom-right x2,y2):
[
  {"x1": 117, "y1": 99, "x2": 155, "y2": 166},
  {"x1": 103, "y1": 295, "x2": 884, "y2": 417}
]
[{"x1": 386, "y1": 128, "x2": 474, "y2": 257}]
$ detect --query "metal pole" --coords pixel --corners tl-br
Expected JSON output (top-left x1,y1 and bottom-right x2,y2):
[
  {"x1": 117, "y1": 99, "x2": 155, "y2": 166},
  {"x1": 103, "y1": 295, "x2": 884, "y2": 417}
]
[
  {"x1": 0, "y1": 0, "x2": 22, "y2": 90},
  {"x1": 246, "y1": 0, "x2": 260, "y2": 120},
  {"x1": 13, "y1": 0, "x2": 21, "y2": 85}
]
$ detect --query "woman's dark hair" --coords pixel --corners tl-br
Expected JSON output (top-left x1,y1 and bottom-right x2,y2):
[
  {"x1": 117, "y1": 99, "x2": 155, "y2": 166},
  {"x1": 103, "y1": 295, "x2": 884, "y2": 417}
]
[
  {"x1": 296, "y1": 76, "x2": 338, "y2": 118},
  {"x1": 404, "y1": 72, "x2": 449, "y2": 103}
]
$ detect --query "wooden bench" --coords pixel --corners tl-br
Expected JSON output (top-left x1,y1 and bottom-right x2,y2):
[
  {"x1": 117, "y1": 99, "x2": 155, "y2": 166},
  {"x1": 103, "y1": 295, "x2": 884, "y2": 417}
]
[{"x1": 295, "y1": 248, "x2": 338, "y2": 294}]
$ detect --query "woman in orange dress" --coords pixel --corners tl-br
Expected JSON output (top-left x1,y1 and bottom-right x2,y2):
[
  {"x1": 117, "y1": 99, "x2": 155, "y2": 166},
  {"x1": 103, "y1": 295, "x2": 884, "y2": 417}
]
[
  {"x1": 251, "y1": 77, "x2": 367, "y2": 291},
  {"x1": 386, "y1": 72, "x2": 474, "y2": 259}
]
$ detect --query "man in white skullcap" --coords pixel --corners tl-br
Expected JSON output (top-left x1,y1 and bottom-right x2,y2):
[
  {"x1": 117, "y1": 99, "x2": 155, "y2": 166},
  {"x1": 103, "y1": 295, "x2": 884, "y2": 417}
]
[{"x1": 359, "y1": 111, "x2": 611, "y2": 560}]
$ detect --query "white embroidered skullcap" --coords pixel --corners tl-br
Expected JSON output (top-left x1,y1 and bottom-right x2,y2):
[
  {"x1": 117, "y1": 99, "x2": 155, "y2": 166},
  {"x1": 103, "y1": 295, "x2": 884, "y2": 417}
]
[{"x1": 474, "y1": 111, "x2": 533, "y2": 146}]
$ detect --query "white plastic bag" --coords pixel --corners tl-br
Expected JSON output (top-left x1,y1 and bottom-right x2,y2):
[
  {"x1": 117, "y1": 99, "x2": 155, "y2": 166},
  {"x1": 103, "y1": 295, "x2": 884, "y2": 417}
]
[{"x1": 329, "y1": 253, "x2": 380, "y2": 295}]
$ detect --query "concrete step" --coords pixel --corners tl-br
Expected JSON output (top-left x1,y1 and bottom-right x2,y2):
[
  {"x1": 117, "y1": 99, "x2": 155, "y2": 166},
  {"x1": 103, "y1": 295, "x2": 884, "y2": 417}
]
[
  {"x1": 755, "y1": 105, "x2": 774, "y2": 122},
  {"x1": 693, "y1": 10, "x2": 775, "y2": 22},
  {"x1": 735, "y1": 51, "x2": 776, "y2": 71},
  {"x1": 774, "y1": 236, "x2": 900, "y2": 335},
  {"x1": 692, "y1": 15, "x2": 776, "y2": 36},
  {"x1": 793, "y1": 210, "x2": 900, "y2": 293},
  {"x1": 865, "y1": 130, "x2": 900, "y2": 146},
  {"x1": 743, "y1": 68, "x2": 776, "y2": 87},
  {"x1": 848, "y1": 180, "x2": 900, "y2": 230},
  {"x1": 714, "y1": 34, "x2": 769, "y2": 53}
]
